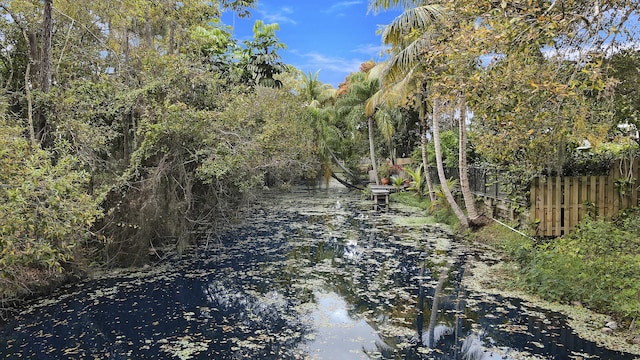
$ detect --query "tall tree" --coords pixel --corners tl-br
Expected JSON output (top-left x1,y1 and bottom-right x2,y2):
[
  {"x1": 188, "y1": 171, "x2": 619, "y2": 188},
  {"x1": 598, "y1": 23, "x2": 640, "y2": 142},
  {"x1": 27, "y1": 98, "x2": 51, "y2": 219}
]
[
  {"x1": 432, "y1": 97, "x2": 469, "y2": 228},
  {"x1": 369, "y1": 1, "x2": 453, "y2": 206},
  {"x1": 301, "y1": 70, "x2": 336, "y2": 107},
  {"x1": 366, "y1": 1, "x2": 443, "y2": 200},
  {"x1": 39, "y1": 0, "x2": 52, "y2": 94},
  {"x1": 0, "y1": 2, "x2": 38, "y2": 146},
  {"x1": 607, "y1": 49, "x2": 640, "y2": 141},
  {"x1": 337, "y1": 71, "x2": 382, "y2": 184},
  {"x1": 36, "y1": 0, "x2": 52, "y2": 141},
  {"x1": 241, "y1": 20, "x2": 286, "y2": 88},
  {"x1": 457, "y1": 95, "x2": 478, "y2": 220},
  {"x1": 299, "y1": 70, "x2": 362, "y2": 186},
  {"x1": 447, "y1": 0, "x2": 638, "y2": 173}
]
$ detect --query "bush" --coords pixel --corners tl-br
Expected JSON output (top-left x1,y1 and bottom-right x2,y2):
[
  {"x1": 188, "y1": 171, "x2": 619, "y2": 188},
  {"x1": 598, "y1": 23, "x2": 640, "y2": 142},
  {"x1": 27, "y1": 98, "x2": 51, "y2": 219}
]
[
  {"x1": 518, "y1": 218, "x2": 640, "y2": 321},
  {"x1": 0, "y1": 120, "x2": 102, "y2": 300}
]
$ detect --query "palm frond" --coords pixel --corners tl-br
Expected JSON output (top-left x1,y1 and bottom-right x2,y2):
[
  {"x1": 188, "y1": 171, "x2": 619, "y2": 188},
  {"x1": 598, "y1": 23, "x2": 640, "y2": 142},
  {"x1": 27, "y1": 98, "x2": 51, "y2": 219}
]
[
  {"x1": 384, "y1": 34, "x2": 434, "y2": 83},
  {"x1": 381, "y1": 5, "x2": 446, "y2": 47},
  {"x1": 375, "y1": 107, "x2": 397, "y2": 143},
  {"x1": 368, "y1": 0, "x2": 426, "y2": 14},
  {"x1": 365, "y1": 88, "x2": 385, "y2": 116}
]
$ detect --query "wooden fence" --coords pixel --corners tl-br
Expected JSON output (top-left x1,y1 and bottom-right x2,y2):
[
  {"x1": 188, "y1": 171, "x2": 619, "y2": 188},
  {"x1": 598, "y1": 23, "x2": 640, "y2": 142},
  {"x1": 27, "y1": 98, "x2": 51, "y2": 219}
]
[
  {"x1": 428, "y1": 166, "x2": 512, "y2": 200},
  {"x1": 530, "y1": 160, "x2": 640, "y2": 236},
  {"x1": 427, "y1": 166, "x2": 526, "y2": 222}
]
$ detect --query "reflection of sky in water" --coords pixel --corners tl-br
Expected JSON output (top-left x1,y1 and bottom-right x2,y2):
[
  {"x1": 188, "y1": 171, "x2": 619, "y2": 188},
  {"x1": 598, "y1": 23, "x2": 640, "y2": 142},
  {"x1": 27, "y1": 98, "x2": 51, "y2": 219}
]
[
  {"x1": 0, "y1": 184, "x2": 638, "y2": 359},
  {"x1": 303, "y1": 291, "x2": 385, "y2": 359}
]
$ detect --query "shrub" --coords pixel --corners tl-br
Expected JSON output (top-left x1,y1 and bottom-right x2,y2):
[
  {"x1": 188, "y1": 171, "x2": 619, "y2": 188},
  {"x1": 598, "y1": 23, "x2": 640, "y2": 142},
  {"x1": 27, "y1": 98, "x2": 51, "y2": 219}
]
[
  {"x1": 0, "y1": 120, "x2": 102, "y2": 300},
  {"x1": 518, "y1": 218, "x2": 640, "y2": 321}
]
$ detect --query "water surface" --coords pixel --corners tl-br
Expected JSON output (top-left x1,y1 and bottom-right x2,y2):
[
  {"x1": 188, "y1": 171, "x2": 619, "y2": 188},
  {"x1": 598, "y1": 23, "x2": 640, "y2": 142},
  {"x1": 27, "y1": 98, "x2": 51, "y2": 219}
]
[{"x1": 0, "y1": 184, "x2": 636, "y2": 359}]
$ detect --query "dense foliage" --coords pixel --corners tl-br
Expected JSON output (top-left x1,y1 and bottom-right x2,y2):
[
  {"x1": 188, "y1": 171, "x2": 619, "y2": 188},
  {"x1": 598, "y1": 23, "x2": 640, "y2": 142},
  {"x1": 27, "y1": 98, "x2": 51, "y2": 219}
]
[
  {"x1": 0, "y1": 114, "x2": 101, "y2": 300},
  {"x1": 520, "y1": 217, "x2": 640, "y2": 320},
  {"x1": 0, "y1": 0, "x2": 323, "y2": 303},
  {"x1": 0, "y1": 0, "x2": 639, "y2": 330},
  {"x1": 474, "y1": 212, "x2": 640, "y2": 323}
]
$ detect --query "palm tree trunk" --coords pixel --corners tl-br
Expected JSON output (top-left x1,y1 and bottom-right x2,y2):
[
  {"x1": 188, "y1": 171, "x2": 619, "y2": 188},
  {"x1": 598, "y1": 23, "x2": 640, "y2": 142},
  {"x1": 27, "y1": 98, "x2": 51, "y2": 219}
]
[
  {"x1": 433, "y1": 97, "x2": 469, "y2": 228},
  {"x1": 427, "y1": 266, "x2": 449, "y2": 347},
  {"x1": 420, "y1": 101, "x2": 435, "y2": 202},
  {"x1": 458, "y1": 95, "x2": 479, "y2": 220},
  {"x1": 368, "y1": 116, "x2": 380, "y2": 185},
  {"x1": 328, "y1": 147, "x2": 363, "y2": 184}
]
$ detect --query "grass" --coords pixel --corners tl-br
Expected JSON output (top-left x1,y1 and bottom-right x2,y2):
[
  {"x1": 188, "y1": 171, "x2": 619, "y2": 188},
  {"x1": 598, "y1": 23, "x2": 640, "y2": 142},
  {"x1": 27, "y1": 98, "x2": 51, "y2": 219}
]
[
  {"x1": 469, "y1": 216, "x2": 640, "y2": 327},
  {"x1": 390, "y1": 191, "x2": 431, "y2": 211},
  {"x1": 391, "y1": 189, "x2": 463, "y2": 233}
]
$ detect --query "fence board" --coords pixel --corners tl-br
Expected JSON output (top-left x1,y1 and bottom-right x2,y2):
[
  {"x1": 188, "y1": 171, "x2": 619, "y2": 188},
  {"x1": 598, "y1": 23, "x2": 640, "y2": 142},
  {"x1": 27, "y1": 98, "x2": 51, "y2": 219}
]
[
  {"x1": 530, "y1": 177, "x2": 540, "y2": 225},
  {"x1": 531, "y1": 159, "x2": 639, "y2": 236},
  {"x1": 570, "y1": 177, "x2": 579, "y2": 230},
  {"x1": 599, "y1": 176, "x2": 606, "y2": 218},
  {"x1": 544, "y1": 178, "x2": 555, "y2": 235},
  {"x1": 555, "y1": 177, "x2": 562, "y2": 235},
  {"x1": 579, "y1": 176, "x2": 589, "y2": 219}
]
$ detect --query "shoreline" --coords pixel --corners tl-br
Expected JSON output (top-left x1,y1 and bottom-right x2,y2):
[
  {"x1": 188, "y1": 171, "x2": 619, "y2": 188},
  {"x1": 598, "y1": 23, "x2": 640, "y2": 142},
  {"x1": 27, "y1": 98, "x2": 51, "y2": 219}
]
[{"x1": 461, "y1": 237, "x2": 640, "y2": 357}]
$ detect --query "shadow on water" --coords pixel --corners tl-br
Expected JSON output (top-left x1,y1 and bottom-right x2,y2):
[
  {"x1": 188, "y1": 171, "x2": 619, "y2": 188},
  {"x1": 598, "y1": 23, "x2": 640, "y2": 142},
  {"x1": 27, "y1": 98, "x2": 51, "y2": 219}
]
[{"x1": 0, "y1": 183, "x2": 637, "y2": 359}]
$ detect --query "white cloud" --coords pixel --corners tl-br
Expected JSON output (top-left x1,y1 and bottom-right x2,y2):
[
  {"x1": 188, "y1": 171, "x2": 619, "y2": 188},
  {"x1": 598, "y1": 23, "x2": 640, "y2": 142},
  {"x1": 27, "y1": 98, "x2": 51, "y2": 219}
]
[
  {"x1": 258, "y1": 5, "x2": 297, "y2": 24},
  {"x1": 324, "y1": 1, "x2": 363, "y2": 14},
  {"x1": 352, "y1": 43, "x2": 390, "y2": 58},
  {"x1": 293, "y1": 51, "x2": 365, "y2": 77},
  {"x1": 289, "y1": 45, "x2": 393, "y2": 86}
]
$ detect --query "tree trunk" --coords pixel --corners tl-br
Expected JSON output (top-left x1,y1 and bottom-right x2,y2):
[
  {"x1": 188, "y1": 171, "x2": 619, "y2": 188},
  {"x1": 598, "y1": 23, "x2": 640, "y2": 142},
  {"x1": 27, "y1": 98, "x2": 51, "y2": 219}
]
[
  {"x1": 25, "y1": 60, "x2": 36, "y2": 148},
  {"x1": 368, "y1": 116, "x2": 380, "y2": 185},
  {"x1": 4, "y1": 7, "x2": 37, "y2": 146},
  {"x1": 331, "y1": 171, "x2": 364, "y2": 190},
  {"x1": 458, "y1": 95, "x2": 479, "y2": 220},
  {"x1": 122, "y1": 114, "x2": 130, "y2": 164},
  {"x1": 328, "y1": 147, "x2": 363, "y2": 185},
  {"x1": 40, "y1": 0, "x2": 52, "y2": 94},
  {"x1": 420, "y1": 101, "x2": 435, "y2": 202},
  {"x1": 28, "y1": 30, "x2": 39, "y2": 82},
  {"x1": 124, "y1": 27, "x2": 130, "y2": 79},
  {"x1": 36, "y1": 0, "x2": 53, "y2": 142},
  {"x1": 123, "y1": 28, "x2": 131, "y2": 164},
  {"x1": 28, "y1": 28, "x2": 45, "y2": 140},
  {"x1": 433, "y1": 97, "x2": 469, "y2": 228}
]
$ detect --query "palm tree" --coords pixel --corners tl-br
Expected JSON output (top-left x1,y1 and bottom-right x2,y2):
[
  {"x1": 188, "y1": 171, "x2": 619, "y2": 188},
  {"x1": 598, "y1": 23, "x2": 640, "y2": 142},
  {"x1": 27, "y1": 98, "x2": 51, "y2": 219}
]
[
  {"x1": 370, "y1": 0, "x2": 479, "y2": 227},
  {"x1": 301, "y1": 70, "x2": 338, "y2": 162},
  {"x1": 457, "y1": 95, "x2": 479, "y2": 220},
  {"x1": 374, "y1": 105, "x2": 400, "y2": 162},
  {"x1": 336, "y1": 71, "x2": 381, "y2": 184},
  {"x1": 432, "y1": 97, "x2": 469, "y2": 228},
  {"x1": 301, "y1": 70, "x2": 337, "y2": 107},
  {"x1": 300, "y1": 71, "x2": 363, "y2": 187},
  {"x1": 367, "y1": 2, "x2": 444, "y2": 202},
  {"x1": 416, "y1": 88, "x2": 437, "y2": 203}
]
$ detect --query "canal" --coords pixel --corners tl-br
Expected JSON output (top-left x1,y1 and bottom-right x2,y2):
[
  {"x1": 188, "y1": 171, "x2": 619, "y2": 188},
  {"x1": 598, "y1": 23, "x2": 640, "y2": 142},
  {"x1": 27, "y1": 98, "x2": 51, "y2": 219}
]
[{"x1": 0, "y1": 183, "x2": 637, "y2": 359}]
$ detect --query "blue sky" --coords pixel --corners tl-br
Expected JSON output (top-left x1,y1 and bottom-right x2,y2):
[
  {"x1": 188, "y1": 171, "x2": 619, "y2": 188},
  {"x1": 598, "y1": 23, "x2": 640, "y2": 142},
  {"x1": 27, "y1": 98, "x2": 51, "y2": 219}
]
[{"x1": 222, "y1": 1, "x2": 402, "y2": 88}]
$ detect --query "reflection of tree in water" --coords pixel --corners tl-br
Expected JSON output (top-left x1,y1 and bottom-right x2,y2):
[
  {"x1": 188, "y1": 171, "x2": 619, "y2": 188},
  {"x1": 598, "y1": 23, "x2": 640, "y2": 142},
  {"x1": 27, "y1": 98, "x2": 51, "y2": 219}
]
[
  {"x1": 2, "y1": 191, "x2": 637, "y2": 359},
  {"x1": 281, "y1": 202, "x2": 461, "y2": 358}
]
